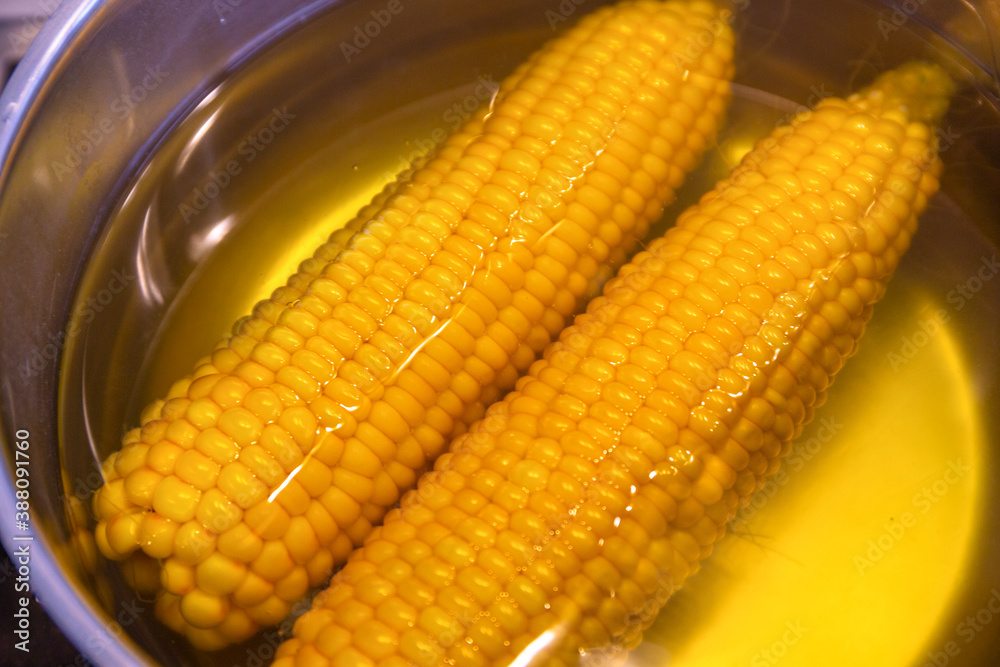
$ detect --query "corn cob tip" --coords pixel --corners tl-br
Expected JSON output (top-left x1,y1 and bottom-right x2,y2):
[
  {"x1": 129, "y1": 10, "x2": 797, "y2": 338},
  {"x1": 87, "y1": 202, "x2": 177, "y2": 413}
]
[{"x1": 851, "y1": 60, "x2": 955, "y2": 126}]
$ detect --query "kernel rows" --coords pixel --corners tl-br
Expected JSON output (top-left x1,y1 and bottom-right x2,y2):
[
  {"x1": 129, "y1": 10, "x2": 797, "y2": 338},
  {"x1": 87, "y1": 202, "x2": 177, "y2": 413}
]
[
  {"x1": 272, "y1": 65, "x2": 948, "y2": 666},
  {"x1": 92, "y1": 0, "x2": 735, "y2": 648}
]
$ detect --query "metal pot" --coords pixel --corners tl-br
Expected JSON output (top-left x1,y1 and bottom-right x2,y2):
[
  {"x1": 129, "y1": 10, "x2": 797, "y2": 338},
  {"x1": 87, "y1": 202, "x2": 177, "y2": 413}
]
[{"x1": 1, "y1": 0, "x2": 998, "y2": 665}]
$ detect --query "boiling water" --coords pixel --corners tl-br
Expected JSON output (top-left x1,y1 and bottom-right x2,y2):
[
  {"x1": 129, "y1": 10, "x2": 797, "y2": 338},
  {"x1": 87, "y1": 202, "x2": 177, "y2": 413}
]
[{"x1": 57, "y1": 2, "x2": 1000, "y2": 665}]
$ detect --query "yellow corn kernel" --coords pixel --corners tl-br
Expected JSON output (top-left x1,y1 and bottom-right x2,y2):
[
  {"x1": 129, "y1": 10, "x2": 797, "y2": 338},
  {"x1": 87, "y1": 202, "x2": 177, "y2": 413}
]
[
  {"x1": 161, "y1": 560, "x2": 195, "y2": 597},
  {"x1": 139, "y1": 513, "x2": 179, "y2": 560},
  {"x1": 179, "y1": 589, "x2": 229, "y2": 630},
  {"x1": 275, "y1": 62, "x2": 953, "y2": 665},
  {"x1": 93, "y1": 0, "x2": 734, "y2": 648},
  {"x1": 151, "y1": 476, "x2": 200, "y2": 524},
  {"x1": 195, "y1": 553, "x2": 247, "y2": 596}
]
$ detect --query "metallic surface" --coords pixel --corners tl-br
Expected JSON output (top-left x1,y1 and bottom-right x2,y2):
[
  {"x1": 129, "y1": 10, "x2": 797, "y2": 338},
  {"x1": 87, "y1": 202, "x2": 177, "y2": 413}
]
[
  {"x1": 0, "y1": 1, "x2": 340, "y2": 663},
  {"x1": 0, "y1": 0, "x2": 997, "y2": 665}
]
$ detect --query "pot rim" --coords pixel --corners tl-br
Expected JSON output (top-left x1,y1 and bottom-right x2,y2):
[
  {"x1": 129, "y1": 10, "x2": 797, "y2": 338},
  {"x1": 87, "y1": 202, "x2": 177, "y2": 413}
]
[
  {"x1": 0, "y1": 1, "x2": 996, "y2": 666},
  {"x1": 0, "y1": 2, "x2": 172, "y2": 664}
]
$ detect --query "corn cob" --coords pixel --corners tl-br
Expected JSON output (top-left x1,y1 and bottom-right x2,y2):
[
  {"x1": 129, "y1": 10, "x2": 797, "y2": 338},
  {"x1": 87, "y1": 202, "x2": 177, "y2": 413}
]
[
  {"x1": 273, "y1": 62, "x2": 955, "y2": 667},
  {"x1": 93, "y1": 104, "x2": 497, "y2": 637},
  {"x1": 91, "y1": 0, "x2": 735, "y2": 649}
]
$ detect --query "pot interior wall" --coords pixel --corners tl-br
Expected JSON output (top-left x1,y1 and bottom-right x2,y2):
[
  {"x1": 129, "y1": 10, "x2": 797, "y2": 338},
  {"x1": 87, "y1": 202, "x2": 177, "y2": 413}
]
[{"x1": 0, "y1": 0, "x2": 997, "y2": 665}]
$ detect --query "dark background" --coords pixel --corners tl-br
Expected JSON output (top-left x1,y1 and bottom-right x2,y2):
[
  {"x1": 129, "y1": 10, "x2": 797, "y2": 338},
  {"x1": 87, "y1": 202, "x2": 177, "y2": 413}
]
[
  {"x1": 0, "y1": 545, "x2": 85, "y2": 666},
  {"x1": 1, "y1": 4, "x2": 89, "y2": 665}
]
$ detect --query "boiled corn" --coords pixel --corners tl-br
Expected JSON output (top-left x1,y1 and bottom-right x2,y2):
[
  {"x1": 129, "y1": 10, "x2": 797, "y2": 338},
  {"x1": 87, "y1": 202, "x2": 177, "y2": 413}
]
[
  {"x1": 273, "y1": 61, "x2": 955, "y2": 667},
  {"x1": 92, "y1": 0, "x2": 736, "y2": 649}
]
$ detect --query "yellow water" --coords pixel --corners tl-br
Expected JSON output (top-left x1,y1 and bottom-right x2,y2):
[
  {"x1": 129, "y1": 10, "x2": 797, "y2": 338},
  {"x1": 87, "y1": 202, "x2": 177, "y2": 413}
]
[
  {"x1": 62, "y1": 10, "x2": 997, "y2": 667},
  {"x1": 126, "y1": 100, "x2": 990, "y2": 667},
  {"x1": 644, "y1": 293, "x2": 985, "y2": 667}
]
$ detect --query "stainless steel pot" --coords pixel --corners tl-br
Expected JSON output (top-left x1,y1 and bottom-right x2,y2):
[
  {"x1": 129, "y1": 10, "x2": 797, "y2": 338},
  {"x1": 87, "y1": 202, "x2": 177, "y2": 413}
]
[{"x1": 1, "y1": 1, "x2": 997, "y2": 665}]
